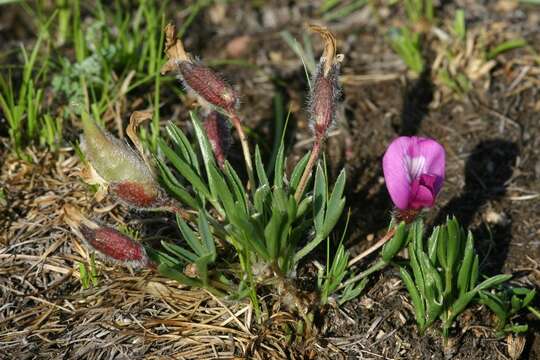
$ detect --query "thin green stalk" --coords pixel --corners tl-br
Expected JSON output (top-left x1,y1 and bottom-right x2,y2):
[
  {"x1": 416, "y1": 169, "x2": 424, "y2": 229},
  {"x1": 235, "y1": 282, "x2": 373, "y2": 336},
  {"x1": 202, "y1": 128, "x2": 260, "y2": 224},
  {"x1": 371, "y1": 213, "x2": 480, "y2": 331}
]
[{"x1": 339, "y1": 258, "x2": 388, "y2": 290}]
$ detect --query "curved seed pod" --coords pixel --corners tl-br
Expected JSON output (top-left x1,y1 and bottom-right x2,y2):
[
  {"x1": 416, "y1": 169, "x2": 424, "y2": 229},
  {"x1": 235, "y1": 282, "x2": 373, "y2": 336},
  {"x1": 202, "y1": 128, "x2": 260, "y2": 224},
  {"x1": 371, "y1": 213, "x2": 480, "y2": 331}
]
[{"x1": 80, "y1": 113, "x2": 164, "y2": 209}]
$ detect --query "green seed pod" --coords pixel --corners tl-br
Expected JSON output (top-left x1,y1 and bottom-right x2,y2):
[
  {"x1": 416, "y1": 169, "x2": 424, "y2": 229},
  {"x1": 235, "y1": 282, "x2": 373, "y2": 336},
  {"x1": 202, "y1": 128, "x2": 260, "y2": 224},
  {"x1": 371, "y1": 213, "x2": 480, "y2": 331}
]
[{"x1": 80, "y1": 113, "x2": 163, "y2": 208}]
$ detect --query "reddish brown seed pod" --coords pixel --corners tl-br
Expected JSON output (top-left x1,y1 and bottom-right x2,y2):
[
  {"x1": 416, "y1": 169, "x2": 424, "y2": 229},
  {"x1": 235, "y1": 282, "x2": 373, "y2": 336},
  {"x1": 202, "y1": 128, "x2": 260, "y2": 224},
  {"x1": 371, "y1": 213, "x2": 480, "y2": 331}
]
[
  {"x1": 310, "y1": 65, "x2": 340, "y2": 139},
  {"x1": 307, "y1": 25, "x2": 342, "y2": 141},
  {"x1": 203, "y1": 111, "x2": 231, "y2": 168},
  {"x1": 80, "y1": 225, "x2": 152, "y2": 269},
  {"x1": 177, "y1": 61, "x2": 238, "y2": 111},
  {"x1": 109, "y1": 181, "x2": 163, "y2": 209}
]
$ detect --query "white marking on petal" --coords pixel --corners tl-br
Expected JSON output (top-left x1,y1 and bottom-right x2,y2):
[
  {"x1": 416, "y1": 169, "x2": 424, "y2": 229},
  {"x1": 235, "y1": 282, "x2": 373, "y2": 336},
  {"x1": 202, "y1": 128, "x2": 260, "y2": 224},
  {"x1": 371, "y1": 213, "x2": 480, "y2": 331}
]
[{"x1": 404, "y1": 155, "x2": 426, "y2": 183}]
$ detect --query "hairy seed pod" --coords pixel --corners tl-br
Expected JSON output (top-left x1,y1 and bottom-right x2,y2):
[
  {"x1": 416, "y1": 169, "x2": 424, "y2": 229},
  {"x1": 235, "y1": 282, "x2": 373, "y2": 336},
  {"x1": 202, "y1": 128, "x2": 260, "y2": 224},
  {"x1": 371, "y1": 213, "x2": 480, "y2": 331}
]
[
  {"x1": 177, "y1": 61, "x2": 238, "y2": 111},
  {"x1": 310, "y1": 62, "x2": 340, "y2": 139},
  {"x1": 80, "y1": 113, "x2": 165, "y2": 208},
  {"x1": 203, "y1": 111, "x2": 232, "y2": 168},
  {"x1": 80, "y1": 225, "x2": 152, "y2": 269},
  {"x1": 308, "y1": 25, "x2": 342, "y2": 141}
]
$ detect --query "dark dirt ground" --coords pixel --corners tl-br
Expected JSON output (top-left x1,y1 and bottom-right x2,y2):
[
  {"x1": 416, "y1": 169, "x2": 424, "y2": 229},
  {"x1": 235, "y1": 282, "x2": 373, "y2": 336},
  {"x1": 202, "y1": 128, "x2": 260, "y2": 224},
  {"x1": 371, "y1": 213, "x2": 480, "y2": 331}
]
[{"x1": 1, "y1": 1, "x2": 540, "y2": 359}]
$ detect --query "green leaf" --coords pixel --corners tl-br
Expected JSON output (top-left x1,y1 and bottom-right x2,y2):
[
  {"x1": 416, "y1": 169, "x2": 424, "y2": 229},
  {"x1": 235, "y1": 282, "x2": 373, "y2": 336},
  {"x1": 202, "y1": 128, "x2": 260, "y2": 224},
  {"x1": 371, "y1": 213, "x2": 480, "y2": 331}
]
[
  {"x1": 457, "y1": 231, "x2": 475, "y2": 297},
  {"x1": 255, "y1": 145, "x2": 269, "y2": 188},
  {"x1": 437, "y1": 225, "x2": 448, "y2": 269},
  {"x1": 195, "y1": 254, "x2": 213, "y2": 285},
  {"x1": 264, "y1": 193, "x2": 289, "y2": 260},
  {"x1": 469, "y1": 255, "x2": 479, "y2": 290},
  {"x1": 254, "y1": 184, "x2": 270, "y2": 215},
  {"x1": 158, "y1": 264, "x2": 201, "y2": 287},
  {"x1": 149, "y1": 248, "x2": 184, "y2": 267},
  {"x1": 296, "y1": 195, "x2": 312, "y2": 219},
  {"x1": 229, "y1": 213, "x2": 269, "y2": 260},
  {"x1": 167, "y1": 123, "x2": 200, "y2": 174},
  {"x1": 475, "y1": 274, "x2": 512, "y2": 292},
  {"x1": 487, "y1": 38, "x2": 527, "y2": 60},
  {"x1": 409, "y1": 242, "x2": 426, "y2": 298},
  {"x1": 381, "y1": 221, "x2": 407, "y2": 262},
  {"x1": 79, "y1": 262, "x2": 89, "y2": 289},
  {"x1": 158, "y1": 138, "x2": 212, "y2": 200},
  {"x1": 208, "y1": 163, "x2": 234, "y2": 215},
  {"x1": 522, "y1": 289, "x2": 536, "y2": 308},
  {"x1": 446, "y1": 217, "x2": 460, "y2": 273},
  {"x1": 453, "y1": 9, "x2": 466, "y2": 40},
  {"x1": 197, "y1": 213, "x2": 216, "y2": 260},
  {"x1": 313, "y1": 162, "x2": 327, "y2": 233},
  {"x1": 294, "y1": 234, "x2": 323, "y2": 263},
  {"x1": 511, "y1": 295, "x2": 522, "y2": 313},
  {"x1": 400, "y1": 267, "x2": 426, "y2": 329},
  {"x1": 479, "y1": 290, "x2": 507, "y2": 322},
  {"x1": 273, "y1": 141, "x2": 285, "y2": 188},
  {"x1": 338, "y1": 278, "x2": 368, "y2": 305},
  {"x1": 427, "y1": 226, "x2": 439, "y2": 263},
  {"x1": 223, "y1": 161, "x2": 248, "y2": 214},
  {"x1": 418, "y1": 250, "x2": 443, "y2": 297},
  {"x1": 156, "y1": 159, "x2": 200, "y2": 209},
  {"x1": 191, "y1": 111, "x2": 216, "y2": 168},
  {"x1": 177, "y1": 215, "x2": 205, "y2": 256},
  {"x1": 290, "y1": 152, "x2": 311, "y2": 191},
  {"x1": 320, "y1": 197, "x2": 345, "y2": 241},
  {"x1": 449, "y1": 291, "x2": 477, "y2": 323},
  {"x1": 161, "y1": 240, "x2": 198, "y2": 262},
  {"x1": 528, "y1": 306, "x2": 540, "y2": 320},
  {"x1": 504, "y1": 324, "x2": 528, "y2": 334}
]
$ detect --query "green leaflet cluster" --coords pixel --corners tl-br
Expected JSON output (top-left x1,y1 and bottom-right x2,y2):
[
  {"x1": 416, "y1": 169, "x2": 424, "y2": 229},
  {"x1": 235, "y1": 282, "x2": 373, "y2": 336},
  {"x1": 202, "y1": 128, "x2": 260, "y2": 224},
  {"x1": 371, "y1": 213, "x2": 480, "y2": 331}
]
[
  {"x1": 400, "y1": 217, "x2": 512, "y2": 338},
  {"x1": 153, "y1": 112, "x2": 352, "y2": 311}
]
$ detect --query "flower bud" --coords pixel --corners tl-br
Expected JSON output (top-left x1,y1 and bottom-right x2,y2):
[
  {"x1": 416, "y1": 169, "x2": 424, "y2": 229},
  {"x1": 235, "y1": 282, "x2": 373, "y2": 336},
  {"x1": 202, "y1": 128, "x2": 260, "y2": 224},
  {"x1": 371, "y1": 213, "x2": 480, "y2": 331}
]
[
  {"x1": 80, "y1": 113, "x2": 164, "y2": 209},
  {"x1": 203, "y1": 110, "x2": 231, "y2": 168},
  {"x1": 80, "y1": 225, "x2": 152, "y2": 269}
]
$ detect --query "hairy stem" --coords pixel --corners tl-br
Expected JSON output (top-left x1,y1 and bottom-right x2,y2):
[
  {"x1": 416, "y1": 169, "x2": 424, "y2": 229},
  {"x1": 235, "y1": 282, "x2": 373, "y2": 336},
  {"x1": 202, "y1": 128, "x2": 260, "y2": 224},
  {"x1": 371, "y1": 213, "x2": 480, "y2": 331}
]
[
  {"x1": 228, "y1": 109, "x2": 255, "y2": 192},
  {"x1": 347, "y1": 227, "x2": 397, "y2": 267},
  {"x1": 294, "y1": 138, "x2": 322, "y2": 202}
]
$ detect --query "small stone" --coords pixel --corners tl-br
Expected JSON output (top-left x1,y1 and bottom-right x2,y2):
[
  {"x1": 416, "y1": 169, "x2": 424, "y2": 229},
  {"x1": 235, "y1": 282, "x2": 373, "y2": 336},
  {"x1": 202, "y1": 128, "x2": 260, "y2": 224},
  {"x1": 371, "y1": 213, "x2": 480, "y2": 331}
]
[{"x1": 226, "y1": 35, "x2": 251, "y2": 58}]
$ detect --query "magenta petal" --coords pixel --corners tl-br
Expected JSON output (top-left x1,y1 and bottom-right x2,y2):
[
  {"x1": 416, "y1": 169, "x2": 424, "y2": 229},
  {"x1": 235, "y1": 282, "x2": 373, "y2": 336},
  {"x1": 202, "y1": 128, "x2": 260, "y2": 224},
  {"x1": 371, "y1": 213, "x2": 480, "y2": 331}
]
[
  {"x1": 415, "y1": 137, "x2": 446, "y2": 181},
  {"x1": 383, "y1": 137, "x2": 414, "y2": 210},
  {"x1": 410, "y1": 174, "x2": 436, "y2": 209}
]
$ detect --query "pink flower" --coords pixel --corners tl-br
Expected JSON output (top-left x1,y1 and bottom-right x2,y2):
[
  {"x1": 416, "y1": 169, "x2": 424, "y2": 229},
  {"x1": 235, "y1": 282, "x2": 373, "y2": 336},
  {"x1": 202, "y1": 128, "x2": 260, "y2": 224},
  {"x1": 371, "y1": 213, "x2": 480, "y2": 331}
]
[{"x1": 382, "y1": 136, "x2": 445, "y2": 210}]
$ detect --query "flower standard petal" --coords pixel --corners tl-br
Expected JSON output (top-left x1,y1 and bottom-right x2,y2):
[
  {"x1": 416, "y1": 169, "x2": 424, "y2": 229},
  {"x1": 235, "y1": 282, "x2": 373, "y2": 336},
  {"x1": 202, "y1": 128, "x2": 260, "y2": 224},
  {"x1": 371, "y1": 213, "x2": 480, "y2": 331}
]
[
  {"x1": 416, "y1": 137, "x2": 446, "y2": 180},
  {"x1": 383, "y1": 137, "x2": 414, "y2": 210}
]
